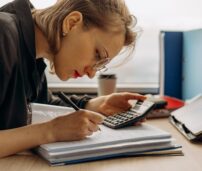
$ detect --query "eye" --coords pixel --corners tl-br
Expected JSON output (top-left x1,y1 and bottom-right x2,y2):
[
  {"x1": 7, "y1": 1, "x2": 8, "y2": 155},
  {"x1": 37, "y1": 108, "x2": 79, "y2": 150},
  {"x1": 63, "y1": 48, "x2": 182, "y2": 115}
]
[{"x1": 95, "y1": 50, "x2": 101, "y2": 61}]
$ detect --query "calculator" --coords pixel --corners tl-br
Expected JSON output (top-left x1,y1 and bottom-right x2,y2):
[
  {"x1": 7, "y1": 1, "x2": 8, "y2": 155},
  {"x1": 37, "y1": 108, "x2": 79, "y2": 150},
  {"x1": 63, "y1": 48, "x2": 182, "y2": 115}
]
[{"x1": 103, "y1": 100, "x2": 155, "y2": 129}]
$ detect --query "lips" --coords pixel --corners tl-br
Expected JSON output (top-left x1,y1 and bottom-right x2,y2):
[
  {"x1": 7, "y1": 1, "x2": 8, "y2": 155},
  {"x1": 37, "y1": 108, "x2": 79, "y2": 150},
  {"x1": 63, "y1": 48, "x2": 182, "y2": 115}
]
[{"x1": 73, "y1": 71, "x2": 82, "y2": 78}]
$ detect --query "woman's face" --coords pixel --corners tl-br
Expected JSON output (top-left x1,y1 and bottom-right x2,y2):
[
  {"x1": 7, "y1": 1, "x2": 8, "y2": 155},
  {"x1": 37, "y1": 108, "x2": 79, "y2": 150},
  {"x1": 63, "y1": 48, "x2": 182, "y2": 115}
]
[{"x1": 54, "y1": 16, "x2": 125, "y2": 81}]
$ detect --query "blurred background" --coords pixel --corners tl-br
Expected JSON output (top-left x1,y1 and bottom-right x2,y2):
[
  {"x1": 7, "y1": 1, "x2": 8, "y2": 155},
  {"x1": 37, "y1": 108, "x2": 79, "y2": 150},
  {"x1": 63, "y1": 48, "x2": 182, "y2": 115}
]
[{"x1": 1, "y1": 0, "x2": 202, "y2": 95}]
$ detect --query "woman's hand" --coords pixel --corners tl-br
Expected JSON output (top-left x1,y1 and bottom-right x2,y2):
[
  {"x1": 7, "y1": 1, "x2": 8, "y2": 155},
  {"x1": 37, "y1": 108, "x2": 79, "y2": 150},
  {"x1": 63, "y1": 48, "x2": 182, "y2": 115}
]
[
  {"x1": 85, "y1": 92, "x2": 146, "y2": 116},
  {"x1": 46, "y1": 109, "x2": 104, "y2": 142}
]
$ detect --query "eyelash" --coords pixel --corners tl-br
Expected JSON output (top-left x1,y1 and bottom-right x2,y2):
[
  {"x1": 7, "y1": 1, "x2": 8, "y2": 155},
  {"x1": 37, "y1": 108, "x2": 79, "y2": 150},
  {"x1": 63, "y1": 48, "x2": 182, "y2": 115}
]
[{"x1": 95, "y1": 50, "x2": 101, "y2": 61}]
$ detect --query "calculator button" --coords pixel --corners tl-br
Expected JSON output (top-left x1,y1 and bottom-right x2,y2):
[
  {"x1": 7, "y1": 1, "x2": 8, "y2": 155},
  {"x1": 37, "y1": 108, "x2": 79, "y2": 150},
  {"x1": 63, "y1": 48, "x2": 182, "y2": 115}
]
[
  {"x1": 133, "y1": 104, "x2": 141, "y2": 110},
  {"x1": 110, "y1": 121, "x2": 117, "y2": 125},
  {"x1": 104, "y1": 118, "x2": 112, "y2": 121},
  {"x1": 126, "y1": 111, "x2": 135, "y2": 115},
  {"x1": 116, "y1": 119, "x2": 124, "y2": 123},
  {"x1": 127, "y1": 115, "x2": 134, "y2": 119},
  {"x1": 120, "y1": 113, "x2": 129, "y2": 117}
]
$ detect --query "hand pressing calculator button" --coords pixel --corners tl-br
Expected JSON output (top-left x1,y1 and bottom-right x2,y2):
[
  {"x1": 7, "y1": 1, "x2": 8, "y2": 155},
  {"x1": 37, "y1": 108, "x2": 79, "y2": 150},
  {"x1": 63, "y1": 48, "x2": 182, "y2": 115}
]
[{"x1": 103, "y1": 100, "x2": 155, "y2": 129}]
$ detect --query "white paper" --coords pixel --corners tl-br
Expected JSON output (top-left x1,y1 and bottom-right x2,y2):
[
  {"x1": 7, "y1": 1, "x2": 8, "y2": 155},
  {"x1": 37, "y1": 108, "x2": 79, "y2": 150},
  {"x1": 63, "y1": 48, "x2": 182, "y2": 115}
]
[{"x1": 31, "y1": 103, "x2": 74, "y2": 124}]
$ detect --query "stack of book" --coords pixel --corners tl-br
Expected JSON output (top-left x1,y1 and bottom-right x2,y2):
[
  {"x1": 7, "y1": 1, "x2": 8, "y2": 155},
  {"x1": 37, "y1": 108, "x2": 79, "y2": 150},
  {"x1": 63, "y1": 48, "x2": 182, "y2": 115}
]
[{"x1": 31, "y1": 103, "x2": 182, "y2": 166}]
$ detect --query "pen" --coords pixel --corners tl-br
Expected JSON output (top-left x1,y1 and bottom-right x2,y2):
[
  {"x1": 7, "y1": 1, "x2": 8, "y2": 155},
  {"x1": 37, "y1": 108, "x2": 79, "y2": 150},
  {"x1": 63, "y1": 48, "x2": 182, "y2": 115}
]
[
  {"x1": 57, "y1": 92, "x2": 101, "y2": 131},
  {"x1": 58, "y1": 92, "x2": 80, "y2": 111}
]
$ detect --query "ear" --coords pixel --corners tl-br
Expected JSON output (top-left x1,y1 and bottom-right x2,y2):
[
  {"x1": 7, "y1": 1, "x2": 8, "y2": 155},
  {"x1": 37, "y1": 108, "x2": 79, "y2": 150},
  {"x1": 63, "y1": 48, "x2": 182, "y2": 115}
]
[{"x1": 62, "y1": 11, "x2": 83, "y2": 34}]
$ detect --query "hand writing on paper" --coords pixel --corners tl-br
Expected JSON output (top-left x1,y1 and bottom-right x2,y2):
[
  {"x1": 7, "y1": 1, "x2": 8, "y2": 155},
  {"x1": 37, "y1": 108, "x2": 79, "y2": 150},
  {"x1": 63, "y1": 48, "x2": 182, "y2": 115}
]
[{"x1": 46, "y1": 110, "x2": 104, "y2": 142}]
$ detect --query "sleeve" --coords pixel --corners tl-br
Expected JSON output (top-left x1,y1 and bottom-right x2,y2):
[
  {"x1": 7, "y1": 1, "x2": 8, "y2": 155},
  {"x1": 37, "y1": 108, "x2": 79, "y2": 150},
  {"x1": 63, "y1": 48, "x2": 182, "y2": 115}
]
[
  {"x1": 0, "y1": 15, "x2": 18, "y2": 106},
  {"x1": 49, "y1": 90, "x2": 92, "y2": 109},
  {"x1": 68, "y1": 94, "x2": 93, "y2": 109},
  {"x1": 0, "y1": 53, "x2": 9, "y2": 106},
  {"x1": 0, "y1": 15, "x2": 28, "y2": 129},
  {"x1": 35, "y1": 71, "x2": 92, "y2": 109}
]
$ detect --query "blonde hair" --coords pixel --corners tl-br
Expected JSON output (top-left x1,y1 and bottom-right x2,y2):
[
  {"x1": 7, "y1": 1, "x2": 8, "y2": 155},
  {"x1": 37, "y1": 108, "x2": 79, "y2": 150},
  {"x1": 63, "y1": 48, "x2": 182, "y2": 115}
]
[{"x1": 32, "y1": 0, "x2": 137, "y2": 71}]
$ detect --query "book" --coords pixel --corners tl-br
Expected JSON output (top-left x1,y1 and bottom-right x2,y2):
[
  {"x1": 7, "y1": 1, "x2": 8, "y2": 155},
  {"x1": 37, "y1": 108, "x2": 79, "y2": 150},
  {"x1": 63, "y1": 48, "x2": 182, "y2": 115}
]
[
  {"x1": 159, "y1": 31, "x2": 183, "y2": 99},
  {"x1": 159, "y1": 29, "x2": 202, "y2": 100},
  {"x1": 31, "y1": 103, "x2": 182, "y2": 166},
  {"x1": 182, "y1": 29, "x2": 202, "y2": 100}
]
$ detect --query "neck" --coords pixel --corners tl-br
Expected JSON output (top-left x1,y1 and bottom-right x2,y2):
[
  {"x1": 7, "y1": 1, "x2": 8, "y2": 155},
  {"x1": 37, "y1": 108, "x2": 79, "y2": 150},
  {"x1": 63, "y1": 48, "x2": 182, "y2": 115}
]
[{"x1": 35, "y1": 25, "x2": 54, "y2": 61}]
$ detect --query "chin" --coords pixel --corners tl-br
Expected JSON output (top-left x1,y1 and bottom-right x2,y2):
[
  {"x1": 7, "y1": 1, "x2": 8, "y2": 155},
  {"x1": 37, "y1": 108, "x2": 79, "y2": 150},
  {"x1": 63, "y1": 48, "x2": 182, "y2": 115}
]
[
  {"x1": 61, "y1": 76, "x2": 70, "y2": 81},
  {"x1": 61, "y1": 78, "x2": 70, "y2": 81},
  {"x1": 56, "y1": 73, "x2": 70, "y2": 81}
]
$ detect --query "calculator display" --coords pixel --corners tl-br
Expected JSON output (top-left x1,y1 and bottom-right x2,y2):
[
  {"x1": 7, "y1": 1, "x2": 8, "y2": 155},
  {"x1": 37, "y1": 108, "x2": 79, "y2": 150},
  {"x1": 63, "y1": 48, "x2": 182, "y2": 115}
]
[{"x1": 103, "y1": 100, "x2": 155, "y2": 129}]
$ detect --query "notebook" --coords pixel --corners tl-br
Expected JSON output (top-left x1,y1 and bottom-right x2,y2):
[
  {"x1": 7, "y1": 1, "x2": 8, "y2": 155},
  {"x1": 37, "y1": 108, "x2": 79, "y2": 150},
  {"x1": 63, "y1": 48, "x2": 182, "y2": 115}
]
[
  {"x1": 31, "y1": 103, "x2": 182, "y2": 166},
  {"x1": 170, "y1": 95, "x2": 202, "y2": 141}
]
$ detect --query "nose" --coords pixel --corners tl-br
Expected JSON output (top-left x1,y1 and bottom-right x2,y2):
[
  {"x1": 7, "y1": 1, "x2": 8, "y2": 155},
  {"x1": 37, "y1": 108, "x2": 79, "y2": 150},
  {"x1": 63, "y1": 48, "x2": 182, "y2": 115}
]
[{"x1": 86, "y1": 67, "x2": 97, "y2": 79}]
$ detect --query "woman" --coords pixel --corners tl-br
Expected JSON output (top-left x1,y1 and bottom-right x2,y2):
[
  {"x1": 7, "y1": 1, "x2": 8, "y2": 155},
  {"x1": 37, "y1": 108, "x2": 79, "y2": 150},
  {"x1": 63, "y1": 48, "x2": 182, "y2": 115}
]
[{"x1": 0, "y1": 0, "x2": 145, "y2": 157}]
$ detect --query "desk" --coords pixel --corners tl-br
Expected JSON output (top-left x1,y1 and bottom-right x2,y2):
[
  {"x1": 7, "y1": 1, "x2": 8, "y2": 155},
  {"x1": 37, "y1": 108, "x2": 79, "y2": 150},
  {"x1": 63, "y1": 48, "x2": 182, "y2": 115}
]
[{"x1": 0, "y1": 118, "x2": 201, "y2": 171}]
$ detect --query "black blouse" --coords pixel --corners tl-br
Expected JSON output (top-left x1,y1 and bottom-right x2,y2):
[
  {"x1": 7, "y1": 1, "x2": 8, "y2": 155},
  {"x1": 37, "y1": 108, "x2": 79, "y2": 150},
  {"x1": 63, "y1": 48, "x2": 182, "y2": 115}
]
[{"x1": 0, "y1": 0, "x2": 91, "y2": 130}]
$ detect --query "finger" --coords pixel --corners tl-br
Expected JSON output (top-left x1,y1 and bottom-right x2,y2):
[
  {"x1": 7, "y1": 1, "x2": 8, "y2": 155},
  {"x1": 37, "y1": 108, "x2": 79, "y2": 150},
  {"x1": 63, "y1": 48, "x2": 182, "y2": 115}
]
[
  {"x1": 124, "y1": 93, "x2": 146, "y2": 101},
  {"x1": 133, "y1": 121, "x2": 143, "y2": 126},
  {"x1": 141, "y1": 118, "x2": 147, "y2": 122},
  {"x1": 88, "y1": 120, "x2": 100, "y2": 132},
  {"x1": 86, "y1": 130, "x2": 93, "y2": 136},
  {"x1": 88, "y1": 111, "x2": 104, "y2": 124},
  {"x1": 133, "y1": 118, "x2": 147, "y2": 126}
]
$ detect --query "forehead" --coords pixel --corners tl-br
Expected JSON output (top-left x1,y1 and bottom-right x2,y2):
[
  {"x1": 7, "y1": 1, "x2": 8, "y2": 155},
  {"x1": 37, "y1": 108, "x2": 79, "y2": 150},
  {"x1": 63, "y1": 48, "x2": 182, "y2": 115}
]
[{"x1": 92, "y1": 28, "x2": 125, "y2": 59}]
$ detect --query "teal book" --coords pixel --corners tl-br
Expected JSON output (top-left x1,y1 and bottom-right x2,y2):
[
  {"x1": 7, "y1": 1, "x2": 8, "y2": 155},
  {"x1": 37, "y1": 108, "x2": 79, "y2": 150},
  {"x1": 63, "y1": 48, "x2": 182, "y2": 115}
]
[{"x1": 182, "y1": 29, "x2": 202, "y2": 100}]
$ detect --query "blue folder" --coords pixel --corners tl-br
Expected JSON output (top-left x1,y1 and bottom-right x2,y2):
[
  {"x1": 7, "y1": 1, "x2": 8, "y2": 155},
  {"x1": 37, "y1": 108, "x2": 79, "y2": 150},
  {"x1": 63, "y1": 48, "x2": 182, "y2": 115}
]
[
  {"x1": 160, "y1": 31, "x2": 183, "y2": 99},
  {"x1": 160, "y1": 29, "x2": 202, "y2": 100}
]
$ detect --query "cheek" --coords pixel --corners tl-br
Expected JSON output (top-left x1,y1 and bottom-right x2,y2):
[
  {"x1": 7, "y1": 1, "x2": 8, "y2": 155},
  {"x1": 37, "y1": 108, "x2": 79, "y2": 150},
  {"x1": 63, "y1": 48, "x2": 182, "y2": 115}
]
[
  {"x1": 53, "y1": 54, "x2": 70, "y2": 80},
  {"x1": 65, "y1": 33, "x2": 96, "y2": 66},
  {"x1": 53, "y1": 33, "x2": 96, "y2": 79},
  {"x1": 53, "y1": 45, "x2": 73, "y2": 80},
  {"x1": 54, "y1": 51, "x2": 67, "y2": 70}
]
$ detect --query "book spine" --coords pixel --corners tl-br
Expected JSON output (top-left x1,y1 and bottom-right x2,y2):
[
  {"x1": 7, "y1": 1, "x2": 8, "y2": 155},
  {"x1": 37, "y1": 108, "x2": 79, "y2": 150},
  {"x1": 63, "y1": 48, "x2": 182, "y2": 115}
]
[{"x1": 160, "y1": 31, "x2": 183, "y2": 99}]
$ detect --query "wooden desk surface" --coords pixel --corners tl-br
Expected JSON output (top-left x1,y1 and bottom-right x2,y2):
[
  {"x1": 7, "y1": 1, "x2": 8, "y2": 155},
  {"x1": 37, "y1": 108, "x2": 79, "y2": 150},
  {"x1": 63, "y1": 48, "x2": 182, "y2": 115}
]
[{"x1": 0, "y1": 118, "x2": 201, "y2": 171}]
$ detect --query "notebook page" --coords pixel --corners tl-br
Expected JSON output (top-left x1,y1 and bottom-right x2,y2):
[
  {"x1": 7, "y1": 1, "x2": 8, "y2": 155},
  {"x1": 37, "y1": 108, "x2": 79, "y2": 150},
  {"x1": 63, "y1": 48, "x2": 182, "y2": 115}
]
[{"x1": 31, "y1": 103, "x2": 74, "y2": 124}]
